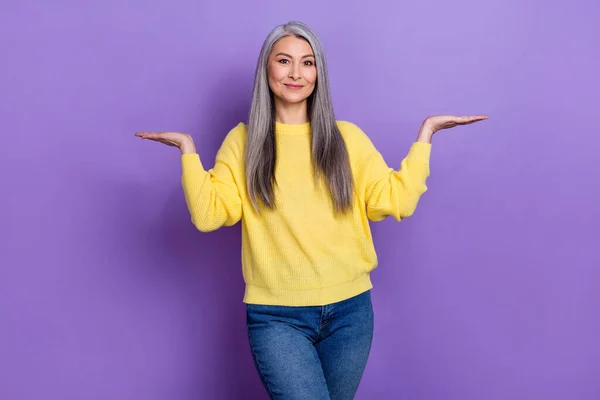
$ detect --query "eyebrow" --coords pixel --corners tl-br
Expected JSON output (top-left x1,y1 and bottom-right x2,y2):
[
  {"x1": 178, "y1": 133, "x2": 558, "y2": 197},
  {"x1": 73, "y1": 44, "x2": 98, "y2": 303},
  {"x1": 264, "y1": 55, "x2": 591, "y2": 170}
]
[{"x1": 275, "y1": 52, "x2": 315, "y2": 59}]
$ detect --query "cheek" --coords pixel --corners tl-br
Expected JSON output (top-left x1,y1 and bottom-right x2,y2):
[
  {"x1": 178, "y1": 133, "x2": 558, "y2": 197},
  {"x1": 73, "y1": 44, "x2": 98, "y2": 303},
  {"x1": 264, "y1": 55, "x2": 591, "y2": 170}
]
[
  {"x1": 269, "y1": 67, "x2": 289, "y2": 95},
  {"x1": 306, "y1": 69, "x2": 317, "y2": 86},
  {"x1": 268, "y1": 64, "x2": 286, "y2": 84},
  {"x1": 267, "y1": 74, "x2": 277, "y2": 93},
  {"x1": 304, "y1": 68, "x2": 317, "y2": 85}
]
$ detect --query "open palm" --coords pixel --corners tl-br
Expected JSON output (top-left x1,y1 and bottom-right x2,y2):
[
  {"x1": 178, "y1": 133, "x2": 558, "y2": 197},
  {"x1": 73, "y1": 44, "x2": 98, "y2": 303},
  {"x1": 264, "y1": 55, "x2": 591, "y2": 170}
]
[
  {"x1": 135, "y1": 131, "x2": 191, "y2": 148},
  {"x1": 425, "y1": 115, "x2": 488, "y2": 133}
]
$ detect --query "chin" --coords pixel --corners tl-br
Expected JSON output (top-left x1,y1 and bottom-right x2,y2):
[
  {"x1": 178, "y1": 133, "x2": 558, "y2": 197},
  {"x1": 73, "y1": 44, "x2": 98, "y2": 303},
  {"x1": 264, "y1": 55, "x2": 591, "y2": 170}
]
[
  {"x1": 286, "y1": 97, "x2": 309, "y2": 105},
  {"x1": 283, "y1": 91, "x2": 312, "y2": 104}
]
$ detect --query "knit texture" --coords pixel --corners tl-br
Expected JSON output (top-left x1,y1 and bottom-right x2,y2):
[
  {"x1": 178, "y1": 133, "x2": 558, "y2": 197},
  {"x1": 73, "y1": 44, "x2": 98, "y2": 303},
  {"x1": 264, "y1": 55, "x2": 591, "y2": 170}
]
[{"x1": 181, "y1": 121, "x2": 431, "y2": 306}]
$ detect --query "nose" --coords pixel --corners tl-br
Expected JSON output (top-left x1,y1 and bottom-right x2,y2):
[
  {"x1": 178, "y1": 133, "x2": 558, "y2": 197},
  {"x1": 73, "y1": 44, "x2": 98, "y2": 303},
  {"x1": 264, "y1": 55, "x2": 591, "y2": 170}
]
[{"x1": 288, "y1": 62, "x2": 301, "y2": 80}]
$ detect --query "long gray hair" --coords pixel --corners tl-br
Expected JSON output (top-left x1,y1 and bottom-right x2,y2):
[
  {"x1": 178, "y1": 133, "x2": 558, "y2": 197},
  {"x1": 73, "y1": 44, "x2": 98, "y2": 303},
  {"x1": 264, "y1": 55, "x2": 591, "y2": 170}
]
[{"x1": 245, "y1": 21, "x2": 354, "y2": 214}]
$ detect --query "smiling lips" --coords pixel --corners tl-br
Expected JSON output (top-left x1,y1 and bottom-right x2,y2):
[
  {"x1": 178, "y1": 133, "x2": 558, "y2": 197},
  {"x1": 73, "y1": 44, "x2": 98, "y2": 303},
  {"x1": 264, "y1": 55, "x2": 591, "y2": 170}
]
[{"x1": 284, "y1": 83, "x2": 303, "y2": 90}]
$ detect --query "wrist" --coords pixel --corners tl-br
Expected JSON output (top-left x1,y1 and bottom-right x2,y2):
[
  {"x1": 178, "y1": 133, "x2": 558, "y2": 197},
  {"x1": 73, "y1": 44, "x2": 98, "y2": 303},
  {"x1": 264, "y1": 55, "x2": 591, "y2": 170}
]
[
  {"x1": 180, "y1": 137, "x2": 196, "y2": 154},
  {"x1": 416, "y1": 124, "x2": 434, "y2": 143}
]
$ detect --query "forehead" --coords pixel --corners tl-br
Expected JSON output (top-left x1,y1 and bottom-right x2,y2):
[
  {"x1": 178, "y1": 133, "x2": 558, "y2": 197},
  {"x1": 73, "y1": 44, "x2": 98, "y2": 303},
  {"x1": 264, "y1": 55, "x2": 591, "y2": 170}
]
[{"x1": 271, "y1": 36, "x2": 314, "y2": 56}]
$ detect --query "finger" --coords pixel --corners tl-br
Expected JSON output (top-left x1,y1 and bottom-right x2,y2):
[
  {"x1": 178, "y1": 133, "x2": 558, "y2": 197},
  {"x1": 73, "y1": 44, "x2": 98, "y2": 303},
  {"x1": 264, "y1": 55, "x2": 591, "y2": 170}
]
[
  {"x1": 450, "y1": 116, "x2": 469, "y2": 125},
  {"x1": 458, "y1": 116, "x2": 488, "y2": 124},
  {"x1": 136, "y1": 132, "x2": 159, "y2": 139},
  {"x1": 143, "y1": 132, "x2": 174, "y2": 141},
  {"x1": 136, "y1": 133, "x2": 172, "y2": 144}
]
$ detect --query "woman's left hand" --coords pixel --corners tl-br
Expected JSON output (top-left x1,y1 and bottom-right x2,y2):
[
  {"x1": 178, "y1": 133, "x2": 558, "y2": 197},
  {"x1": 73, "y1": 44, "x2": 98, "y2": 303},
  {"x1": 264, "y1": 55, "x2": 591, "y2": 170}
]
[{"x1": 417, "y1": 115, "x2": 488, "y2": 142}]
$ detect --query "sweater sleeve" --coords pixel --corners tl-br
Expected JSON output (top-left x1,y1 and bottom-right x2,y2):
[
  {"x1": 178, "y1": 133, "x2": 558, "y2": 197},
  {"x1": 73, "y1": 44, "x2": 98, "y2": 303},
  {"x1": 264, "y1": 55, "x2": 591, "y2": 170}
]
[
  {"x1": 180, "y1": 127, "x2": 243, "y2": 232},
  {"x1": 342, "y1": 122, "x2": 431, "y2": 222},
  {"x1": 364, "y1": 141, "x2": 431, "y2": 221}
]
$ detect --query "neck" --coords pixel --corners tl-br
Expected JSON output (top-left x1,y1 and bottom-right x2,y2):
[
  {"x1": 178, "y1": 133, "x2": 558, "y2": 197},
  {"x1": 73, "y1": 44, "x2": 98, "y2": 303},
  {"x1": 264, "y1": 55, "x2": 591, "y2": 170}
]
[{"x1": 274, "y1": 99, "x2": 309, "y2": 124}]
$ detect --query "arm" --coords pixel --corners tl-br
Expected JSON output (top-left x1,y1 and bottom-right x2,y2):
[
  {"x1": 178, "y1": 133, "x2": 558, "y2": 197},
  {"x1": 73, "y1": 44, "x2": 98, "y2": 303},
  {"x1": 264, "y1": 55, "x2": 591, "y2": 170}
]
[
  {"x1": 180, "y1": 131, "x2": 243, "y2": 232},
  {"x1": 363, "y1": 137, "x2": 431, "y2": 222},
  {"x1": 359, "y1": 114, "x2": 488, "y2": 221}
]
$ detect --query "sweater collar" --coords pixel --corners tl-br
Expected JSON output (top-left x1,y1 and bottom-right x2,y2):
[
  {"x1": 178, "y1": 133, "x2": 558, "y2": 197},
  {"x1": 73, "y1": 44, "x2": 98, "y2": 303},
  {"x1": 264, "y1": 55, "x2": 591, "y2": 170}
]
[{"x1": 275, "y1": 121, "x2": 311, "y2": 135}]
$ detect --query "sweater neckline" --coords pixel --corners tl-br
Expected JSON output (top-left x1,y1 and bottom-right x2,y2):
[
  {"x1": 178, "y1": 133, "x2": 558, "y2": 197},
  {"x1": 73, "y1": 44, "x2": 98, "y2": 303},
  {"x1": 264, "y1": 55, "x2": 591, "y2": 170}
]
[{"x1": 275, "y1": 121, "x2": 311, "y2": 135}]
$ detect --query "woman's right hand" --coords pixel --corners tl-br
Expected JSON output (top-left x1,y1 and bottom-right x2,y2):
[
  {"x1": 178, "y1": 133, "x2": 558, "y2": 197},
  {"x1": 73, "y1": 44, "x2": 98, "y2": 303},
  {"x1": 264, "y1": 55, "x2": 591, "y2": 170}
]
[{"x1": 135, "y1": 131, "x2": 197, "y2": 154}]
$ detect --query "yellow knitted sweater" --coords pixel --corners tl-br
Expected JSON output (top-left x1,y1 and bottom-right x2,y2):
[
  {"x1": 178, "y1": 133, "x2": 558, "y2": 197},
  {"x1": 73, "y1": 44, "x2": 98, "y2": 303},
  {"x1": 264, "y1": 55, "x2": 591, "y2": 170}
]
[{"x1": 181, "y1": 121, "x2": 431, "y2": 306}]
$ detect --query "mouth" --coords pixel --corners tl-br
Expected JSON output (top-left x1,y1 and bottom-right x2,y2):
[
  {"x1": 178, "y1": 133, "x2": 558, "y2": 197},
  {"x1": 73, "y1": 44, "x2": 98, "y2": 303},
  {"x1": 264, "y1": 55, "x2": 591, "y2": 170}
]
[{"x1": 283, "y1": 84, "x2": 303, "y2": 90}]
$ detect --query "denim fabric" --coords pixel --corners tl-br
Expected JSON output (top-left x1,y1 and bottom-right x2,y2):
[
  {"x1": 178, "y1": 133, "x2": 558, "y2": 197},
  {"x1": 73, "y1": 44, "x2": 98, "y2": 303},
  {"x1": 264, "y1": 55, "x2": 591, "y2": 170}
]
[{"x1": 246, "y1": 290, "x2": 374, "y2": 400}]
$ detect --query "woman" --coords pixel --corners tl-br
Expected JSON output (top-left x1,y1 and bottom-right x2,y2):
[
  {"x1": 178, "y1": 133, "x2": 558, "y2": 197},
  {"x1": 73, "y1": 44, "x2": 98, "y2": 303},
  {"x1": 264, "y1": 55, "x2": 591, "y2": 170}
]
[{"x1": 136, "y1": 21, "x2": 487, "y2": 400}]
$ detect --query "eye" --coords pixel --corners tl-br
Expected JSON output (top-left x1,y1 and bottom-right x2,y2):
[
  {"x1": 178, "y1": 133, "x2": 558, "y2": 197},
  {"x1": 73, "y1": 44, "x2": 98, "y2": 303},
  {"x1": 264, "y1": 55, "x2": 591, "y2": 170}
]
[
  {"x1": 278, "y1": 59, "x2": 290, "y2": 64},
  {"x1": 304, "y1": 60, "x2": 314, "y2": 66}
]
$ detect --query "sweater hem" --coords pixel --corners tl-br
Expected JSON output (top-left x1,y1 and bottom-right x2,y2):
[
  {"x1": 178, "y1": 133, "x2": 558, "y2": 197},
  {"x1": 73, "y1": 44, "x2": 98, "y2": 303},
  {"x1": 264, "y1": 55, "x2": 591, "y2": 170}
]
[{"x1": 242, "y1": 274, "x2": 374, "y2": 306}]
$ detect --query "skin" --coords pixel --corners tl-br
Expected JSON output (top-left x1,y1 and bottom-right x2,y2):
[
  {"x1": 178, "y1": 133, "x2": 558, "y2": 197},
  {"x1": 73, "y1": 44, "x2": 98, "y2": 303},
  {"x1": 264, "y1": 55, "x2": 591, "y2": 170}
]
[
  {"x1": 266, "y1": 35, "x2": 317, "y2": 125},
  {"x1": 135, "y1": 35, "x2": 488, "y2": 152}
]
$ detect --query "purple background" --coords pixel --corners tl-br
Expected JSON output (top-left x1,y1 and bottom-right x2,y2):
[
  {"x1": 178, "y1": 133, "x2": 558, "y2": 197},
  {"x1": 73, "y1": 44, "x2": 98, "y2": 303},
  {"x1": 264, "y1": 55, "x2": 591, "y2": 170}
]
[{"x1": 1, "y1": 1, "x2": 599, "y2": 399}]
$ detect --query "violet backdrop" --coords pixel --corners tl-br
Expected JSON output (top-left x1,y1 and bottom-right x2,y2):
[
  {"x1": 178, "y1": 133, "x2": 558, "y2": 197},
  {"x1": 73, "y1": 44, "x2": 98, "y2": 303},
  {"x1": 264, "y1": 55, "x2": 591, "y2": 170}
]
[{"x1": 1, "y1": 0, "x2": 599, "y2": 399}]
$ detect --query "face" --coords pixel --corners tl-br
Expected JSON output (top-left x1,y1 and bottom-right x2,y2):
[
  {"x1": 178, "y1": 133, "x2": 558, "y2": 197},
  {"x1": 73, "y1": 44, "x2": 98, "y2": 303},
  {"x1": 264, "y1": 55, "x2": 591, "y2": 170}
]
[{"x1": 267, "y1": 35, "x2": 317, "y2": 106}]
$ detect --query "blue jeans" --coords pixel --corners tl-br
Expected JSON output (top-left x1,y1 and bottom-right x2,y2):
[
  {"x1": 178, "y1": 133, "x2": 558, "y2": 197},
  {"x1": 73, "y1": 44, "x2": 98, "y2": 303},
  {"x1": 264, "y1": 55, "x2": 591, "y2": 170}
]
[{"x1": 246, "y1": 290, "x2": 374, "y2": 400}]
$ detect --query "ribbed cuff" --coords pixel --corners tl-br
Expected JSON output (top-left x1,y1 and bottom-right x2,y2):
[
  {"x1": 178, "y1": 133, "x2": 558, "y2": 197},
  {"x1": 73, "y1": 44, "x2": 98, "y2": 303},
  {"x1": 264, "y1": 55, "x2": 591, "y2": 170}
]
[
  {"x1": 408, "y1": 142, "x2": 432, "y2": 162},
  {"x1": 181, "y1": 153, "x2": 204, "y2": 172}
]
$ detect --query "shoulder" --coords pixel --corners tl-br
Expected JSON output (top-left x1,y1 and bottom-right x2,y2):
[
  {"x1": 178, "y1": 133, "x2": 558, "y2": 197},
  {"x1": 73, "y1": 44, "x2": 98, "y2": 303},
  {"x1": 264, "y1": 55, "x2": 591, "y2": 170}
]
[
  {"x1": 336, "y1": 120, "x2": 369, "y2": 140},
  {"x1": 227, "y1": 122, "x2": 247, "y2": 141},
  {"x1": 225, "y1": 122, "x2": 247, "y2": 144},
  {"x1": 336, "y1": 120, "x2": 376, "y2": 151},
  {"x1": 217, "y1": 122, "x2": 247, "y2": 158},
  {"x1": 336, "y1": 120, "x2": 361, "y2": 133}
]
